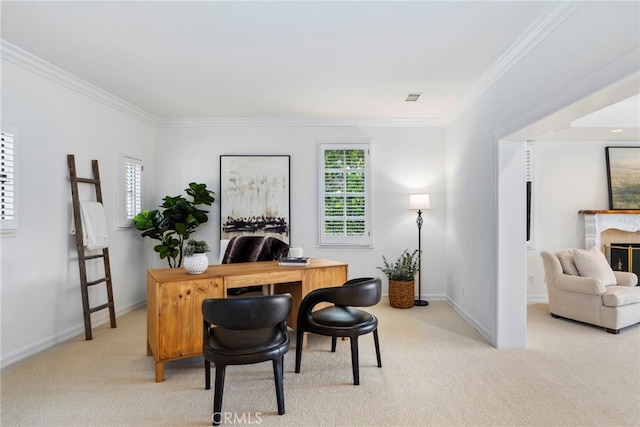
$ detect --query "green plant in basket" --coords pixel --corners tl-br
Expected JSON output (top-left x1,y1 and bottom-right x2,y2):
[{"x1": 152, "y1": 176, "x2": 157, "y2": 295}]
[{"x1": 377, "y1": 249, "x2": 420, "y2": 281}]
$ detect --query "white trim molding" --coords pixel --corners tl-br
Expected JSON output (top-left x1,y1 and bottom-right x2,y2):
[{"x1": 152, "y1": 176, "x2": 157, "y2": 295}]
[
  {"x1": 442, "y1": 1, "x2": 583, "y2": 125},
  {"x1": 1, "y1": 40, "x2": 158, "y2": 126},
  {"x1": 156, "y1": 117, "x2": 443, "y2": 128}
]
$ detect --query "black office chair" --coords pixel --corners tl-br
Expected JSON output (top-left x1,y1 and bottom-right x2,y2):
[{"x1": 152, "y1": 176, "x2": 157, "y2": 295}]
[
  {"x1": 202, "y1": 294, "x2": 292, "y2": 426},
  {"x1": 294, "y1": 277, "x2": 382, "y2": 385},
  {"x1": 222, "y1": 235, "x2": 290, "y2": 295}
]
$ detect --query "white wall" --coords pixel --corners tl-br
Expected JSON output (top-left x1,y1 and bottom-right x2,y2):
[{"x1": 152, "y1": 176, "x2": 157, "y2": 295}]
[
  {"x1": 445, "y1": 1, "x2": 640, "y2": 347},
  {"x1": 154, "y1": 125, "x2": 447, "y2": 296},
  {"x1": 0, "y1": 58, "x2": 157, "y2": 366},
  {"x1": 526, "y1": 140, "x2": 640, "y2": 301}
]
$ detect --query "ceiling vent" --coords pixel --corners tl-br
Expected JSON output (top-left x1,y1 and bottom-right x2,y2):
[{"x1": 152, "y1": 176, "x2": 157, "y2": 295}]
[{"x1": 405, "y1": 93, "x2": 421, "y2": 102}]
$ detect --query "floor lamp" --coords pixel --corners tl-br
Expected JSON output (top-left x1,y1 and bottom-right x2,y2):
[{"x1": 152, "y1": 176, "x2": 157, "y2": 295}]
[{"x1": 409, "y1": 194, "x2": 431, "y2": 307}]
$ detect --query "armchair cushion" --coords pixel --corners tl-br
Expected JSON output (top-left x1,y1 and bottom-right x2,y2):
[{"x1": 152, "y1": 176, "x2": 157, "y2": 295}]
[
  {"x1": 602, "y1": 286, "x2": 640, "y2": 307},
  {"x1": 311, "y1": 306, "x2": 374, "y2": 328},
  {"x1": 554, "y1": 274, "x2": 606, "y2": 296},
  {"x1": 613, "y1": 271, "x2": 639, "y2": 287},
  {"x1": 573, "y1": 247, "x2": 617, "y2": 286},
  {"x1": 557, "y1": 250, "x2": 580, "y2": 276}
]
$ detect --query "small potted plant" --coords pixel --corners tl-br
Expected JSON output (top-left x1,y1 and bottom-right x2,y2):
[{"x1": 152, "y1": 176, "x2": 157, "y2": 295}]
[
  {"x1": 183, "y1": 239, "x2": 211, "y2": 274},
  {"x1": 377, "y1": 249, "x2": 419, "y2": 309}
]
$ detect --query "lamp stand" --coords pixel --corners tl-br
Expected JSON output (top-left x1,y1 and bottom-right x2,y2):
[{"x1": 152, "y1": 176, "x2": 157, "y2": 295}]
[{"x1": 415, "y1": 210, "x2": 428, "y2": 306}]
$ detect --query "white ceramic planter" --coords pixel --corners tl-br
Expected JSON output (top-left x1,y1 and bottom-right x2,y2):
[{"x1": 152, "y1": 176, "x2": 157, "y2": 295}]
[{"x1": 183, "y1": 253, "x2": 209, "y2": 274}]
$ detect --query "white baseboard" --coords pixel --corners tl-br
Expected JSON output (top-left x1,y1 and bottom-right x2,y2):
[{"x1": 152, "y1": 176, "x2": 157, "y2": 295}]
[
  {"x1": 445, "y1": 296, "x2": 493, "y2": 345},
  {"x1": 527, "y1": 295, "x2": 549, "y2": 305}
]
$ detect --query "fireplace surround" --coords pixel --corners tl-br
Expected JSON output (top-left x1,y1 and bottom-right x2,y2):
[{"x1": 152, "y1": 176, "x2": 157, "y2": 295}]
[{"x1": 579, "y1": 210, "x2": 640, "y2": 250}]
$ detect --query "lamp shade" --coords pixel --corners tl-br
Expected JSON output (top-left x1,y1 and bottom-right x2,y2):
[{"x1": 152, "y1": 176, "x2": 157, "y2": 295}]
[{"x1": 409, "y1": 194, "x2": 431, "y2": 210}]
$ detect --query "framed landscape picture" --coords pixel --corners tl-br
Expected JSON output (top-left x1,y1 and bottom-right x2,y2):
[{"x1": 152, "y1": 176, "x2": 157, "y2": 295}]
[
  {"x1": 220, "y1": 155, "x2": 290, "y2": 243},
  {"x1": 605, "y1": 146, "x2": 640, "y2": 210}
]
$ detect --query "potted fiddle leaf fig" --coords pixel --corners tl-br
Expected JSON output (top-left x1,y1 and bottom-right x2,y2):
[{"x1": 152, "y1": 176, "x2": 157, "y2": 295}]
[
  {"x1": 134, "y1": 182, "x2": 215, "y2": 268},
  {"x1": 377, "y1": 249, "x2": 419, "y2": 309}
]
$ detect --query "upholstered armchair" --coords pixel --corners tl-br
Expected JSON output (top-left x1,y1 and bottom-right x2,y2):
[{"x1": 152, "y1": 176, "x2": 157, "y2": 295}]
[{"x1": 541, "y1": 248, "x2": 640, "y2": 334}]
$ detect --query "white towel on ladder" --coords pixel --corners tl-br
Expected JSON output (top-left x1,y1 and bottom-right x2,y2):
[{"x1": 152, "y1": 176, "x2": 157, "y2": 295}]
[{"x1": 71, "y1": 201, "x2": 109, "y2": 250}]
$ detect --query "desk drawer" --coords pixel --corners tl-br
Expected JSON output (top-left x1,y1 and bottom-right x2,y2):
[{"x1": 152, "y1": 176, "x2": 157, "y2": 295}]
[{"x1": 224, "y1": 270, "x2": 304, "y2": 288}]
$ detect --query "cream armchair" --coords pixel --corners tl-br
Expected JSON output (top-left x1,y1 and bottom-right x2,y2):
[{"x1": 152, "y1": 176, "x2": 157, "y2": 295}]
[{"x1": 541, "y1": 248, "x2": 640, "y2": 334}]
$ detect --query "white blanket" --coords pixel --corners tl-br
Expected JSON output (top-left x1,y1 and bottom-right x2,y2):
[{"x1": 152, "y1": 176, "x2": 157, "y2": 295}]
[{"x1": 71, "y1": 201, "x2": 109, "y2": 250}]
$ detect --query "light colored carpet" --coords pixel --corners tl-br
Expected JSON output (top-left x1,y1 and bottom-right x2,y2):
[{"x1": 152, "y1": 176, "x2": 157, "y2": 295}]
[{"x1": 1, "y1": 300, "x2": 639, "y2": 427}]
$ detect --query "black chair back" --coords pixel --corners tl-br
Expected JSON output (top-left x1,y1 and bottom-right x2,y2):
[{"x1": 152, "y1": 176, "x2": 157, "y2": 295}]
[
  {"x1": 202, "y1": 294, "x2": 292, "y2": 425},
  {"x1": 339, "y1": 277, "x2": 382, "y2": 306},
  {"x1": 298, "y1": 277, "x2": 381, "y2": 315},
  {"x1": 202, "y1": 294, "x2": 292, "y2": 330}
]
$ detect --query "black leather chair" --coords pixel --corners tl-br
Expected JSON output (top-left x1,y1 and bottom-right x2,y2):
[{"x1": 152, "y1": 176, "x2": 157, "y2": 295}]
[
  {"x1": 202, "y1": 294, "x2": 292, "y2": 426},
  {"x1": 222, "y1": 236, "x2": 290, "y2": 295},
  {"x1": 294, "y1": 277, "x2": 382, "y2": 385}
]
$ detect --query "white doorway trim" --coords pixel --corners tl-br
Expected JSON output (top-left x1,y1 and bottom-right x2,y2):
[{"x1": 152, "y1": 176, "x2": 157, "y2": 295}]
[{"x1": 495, "y1": 139, "x2": 528, "y2": 348}]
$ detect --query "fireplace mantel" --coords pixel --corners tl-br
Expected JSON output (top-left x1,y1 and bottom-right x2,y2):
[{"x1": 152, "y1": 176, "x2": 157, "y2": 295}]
[{"x1": 578, "y1": 210, "x2": 640, "y2": 249}]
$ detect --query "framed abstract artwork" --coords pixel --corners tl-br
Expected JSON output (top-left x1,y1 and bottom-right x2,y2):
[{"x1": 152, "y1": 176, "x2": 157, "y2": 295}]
[
  {"x1": 605, "y1": 146, "x2": 640, "y2": 210},
  {"x1": 220, "y1": 155, "x2": 290, "y2": 243}
]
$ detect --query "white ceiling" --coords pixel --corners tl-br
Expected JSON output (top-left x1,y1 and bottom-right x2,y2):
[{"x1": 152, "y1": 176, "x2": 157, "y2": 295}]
[
  {"x1": 1, "y1": 1, "x2": 639, "y2": 139},
  {"x1": 0, "y1": 1, "x2": 555, "y2": 120}
]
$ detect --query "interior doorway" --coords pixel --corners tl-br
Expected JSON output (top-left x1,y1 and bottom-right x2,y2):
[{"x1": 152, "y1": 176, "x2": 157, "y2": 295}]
[{"x1": 495, "y1": 72, "x2": 640, "y2": 348}]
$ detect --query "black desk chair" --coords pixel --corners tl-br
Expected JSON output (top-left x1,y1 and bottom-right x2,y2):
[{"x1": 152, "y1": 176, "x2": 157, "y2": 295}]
[
  {"x1": 221, "y1": 235, "x2": 290, "y2": 295},
  {"x1": 294, "y1": 277, "x2": 382, "y2": 385},
  {"x1": 202, "y1": 294, "x2": 292, "y2": 426}
]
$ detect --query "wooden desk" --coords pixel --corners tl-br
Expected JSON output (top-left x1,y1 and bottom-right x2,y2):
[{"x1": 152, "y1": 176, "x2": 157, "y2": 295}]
[{"x1": 146, "y1": 258, "x2": 348, "y2": 382}]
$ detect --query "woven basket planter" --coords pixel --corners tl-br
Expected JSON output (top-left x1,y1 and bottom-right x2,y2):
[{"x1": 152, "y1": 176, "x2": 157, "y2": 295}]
[{"x1": 388, "y1": 280, "x2": 415, "y2": 309}]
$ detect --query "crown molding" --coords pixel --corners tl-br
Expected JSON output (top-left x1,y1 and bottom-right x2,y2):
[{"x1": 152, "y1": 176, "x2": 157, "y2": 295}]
[
  {"x1": 1, "y1": 40, "x2": 158, "y2": 126},
  {"x1": 156, "y1": 117, "x2": 444, "y2": 128},
  {"x1": 441, "y1": 1, "x2": 584, "y2": 125}
]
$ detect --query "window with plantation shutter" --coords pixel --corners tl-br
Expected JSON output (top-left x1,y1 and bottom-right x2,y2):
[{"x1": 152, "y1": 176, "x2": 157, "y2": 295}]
[
  {"x1": 118, "y1": 154, "x2": 143, "y2": 228},
  {"x1": 318, "y1": 142, "x2": 372, "y2": 247},
  {"x1": 1, "y1": 126, "x2": 17, "y2": 231}
]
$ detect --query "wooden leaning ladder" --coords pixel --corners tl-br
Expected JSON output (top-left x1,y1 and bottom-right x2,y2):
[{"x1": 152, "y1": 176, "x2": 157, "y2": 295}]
[{"x1": 67, "y1": 154, "x2": 117, "y2": 340}]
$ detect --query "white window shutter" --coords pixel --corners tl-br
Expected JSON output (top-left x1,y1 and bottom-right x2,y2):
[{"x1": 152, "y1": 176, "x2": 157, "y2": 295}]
[
  {"x1": 118, "y1": 154, "x2": 143, "y2": 228},
  {"x1": 1, "y1": 127, "x2": 18, "y2": 231},
  {"x1": 318, "y1": 141, "x2": 372, "y2": 247}
]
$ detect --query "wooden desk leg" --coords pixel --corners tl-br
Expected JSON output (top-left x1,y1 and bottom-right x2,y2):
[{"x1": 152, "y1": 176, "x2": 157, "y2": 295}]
[
  {"x1": 147, "y1": 341, "x2": 152, "y2": 357},
  {"x1": 155, "y1": 361, "x2": 164, "y2": 382}
]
